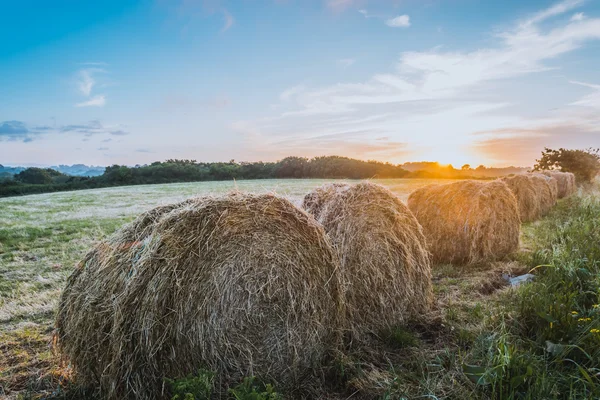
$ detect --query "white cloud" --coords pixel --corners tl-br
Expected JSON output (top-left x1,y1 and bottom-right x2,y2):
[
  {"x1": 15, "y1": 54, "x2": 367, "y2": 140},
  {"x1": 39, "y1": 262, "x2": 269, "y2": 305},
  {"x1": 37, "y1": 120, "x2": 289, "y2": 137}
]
[
  {"x1": 75, "y1": 95, "x2": 106, "y2": 108},
  {"x1": 221, "y1": 9, "x2": 234, "y2": 32},
  {"x1": 280, "y1": 85, "x2": 306, "y2": 101},
  {"x1": 571, "y1": 12, "x2": 586, "y2": 21},
  {"x1": 521, "y1": 0, "x2": 585, "y2": 27},
  {"x1": 385, "y1": 15, "x2": 410, "y2": 28},
  {"x1": 76, "y1": 69, "x2": 98, "y2": 97},
  {"x1": 337, "y1": 58, "x2": 356, "y2": 68},
  {"x1": 74, "y1": 67, "x2": 107, "y2": 107},
  {"x1": 569, "y1": 80, "x2": 600, "y2": 108}
]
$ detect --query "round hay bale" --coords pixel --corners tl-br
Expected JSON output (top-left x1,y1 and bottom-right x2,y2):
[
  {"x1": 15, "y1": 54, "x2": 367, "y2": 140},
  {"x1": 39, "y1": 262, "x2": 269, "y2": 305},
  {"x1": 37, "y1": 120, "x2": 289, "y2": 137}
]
[
  {"x1": 56, "y1": 193, "x2": 343, "y2": 399},
  {"x1": 500, "y1": 175, "x2": 542, "y2": 223},
  {"x1": 528, "y1": 174, "x2": 556, "y2": 216},
  {"x1": 531, "y1": 173, "x2": 559, "y2": 203},
  {"x1": 541, "y1": 171, "x2": 576, "y2": 198},
  {"x1": 407, "y1": 180, "x2": 520, "y2": 265},
  {"x1": 302, "y1": 182, "x2": 350, "y2": 220},
  {"x1": 302, "y1": 182, "x2": 433, "y2": 341}
]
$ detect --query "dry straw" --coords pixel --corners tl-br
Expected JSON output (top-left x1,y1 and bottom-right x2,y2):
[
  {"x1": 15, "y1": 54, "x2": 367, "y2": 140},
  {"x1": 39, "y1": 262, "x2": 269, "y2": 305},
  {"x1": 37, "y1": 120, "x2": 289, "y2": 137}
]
[
  {"x1": 302, "y1": 182, "x2": 433, "y2": 342},
  {"x1": 501, "y1": 175, "x2": 543, "y2": 223},
  {"x1": 530, "y1": 173, "x2": 559, "y2": 203},
  {"x1": 56, "y1": 193, "x2": 343, "y2": 399},
  {"x1": 540, "y1": 171, "x2": 576, "y2": 198},
  {"x1": 407, "y1": 180, "x2": 520, "y2": 265}
]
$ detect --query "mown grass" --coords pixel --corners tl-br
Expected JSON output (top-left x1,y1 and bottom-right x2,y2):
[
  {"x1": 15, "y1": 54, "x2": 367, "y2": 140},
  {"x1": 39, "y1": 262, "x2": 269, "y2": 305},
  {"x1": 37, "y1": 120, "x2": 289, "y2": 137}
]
[{"x1": 1, "y1": 180, "x2": 599, "y2": 399}]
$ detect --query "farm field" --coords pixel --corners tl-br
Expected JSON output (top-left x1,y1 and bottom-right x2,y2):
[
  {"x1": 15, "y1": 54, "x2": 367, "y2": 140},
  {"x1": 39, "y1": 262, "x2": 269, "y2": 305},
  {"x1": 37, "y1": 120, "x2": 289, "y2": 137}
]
[
  {"x1": 0, "y1": 178, "x2": 451, "y2": 396},
  {"x1": 1, "y1": 178, "x2": 599, "y2": 399}
]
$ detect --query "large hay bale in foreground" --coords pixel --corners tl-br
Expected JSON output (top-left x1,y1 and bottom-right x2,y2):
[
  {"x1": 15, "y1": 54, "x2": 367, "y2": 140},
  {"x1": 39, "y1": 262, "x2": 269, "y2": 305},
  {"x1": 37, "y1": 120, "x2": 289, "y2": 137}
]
[
  {"x1": 500, "y1": 175, "x2": 542, "y2": 223},
  {"x1": 528, "y1": 174, "x2": 556, "y2": 216},
  {"x1": 302, "y1": 182, "x2": 433, "y2": 341},
  {"x1": 407, "y1": 180, "x2": 520, "y2": 265},
  {"x1": 56, "y1": 194, "x2": 343, "y2": 399},
  {"x1": 541, "y1": 171, "x2": 576, "y2": 198}
]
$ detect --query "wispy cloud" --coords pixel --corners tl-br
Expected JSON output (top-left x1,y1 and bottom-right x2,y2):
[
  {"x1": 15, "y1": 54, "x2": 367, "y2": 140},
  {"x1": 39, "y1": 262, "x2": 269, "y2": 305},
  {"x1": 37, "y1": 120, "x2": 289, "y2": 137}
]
[
  {"x1": 337, "y1": 58, "x2": 356, "y2": 68},
  {"x1": 386, "y1": 15, "x2": 410, "y2": 28},
  {"x1": 326, "y1": 0, "x2": 356, "y2": 12},
  {"x1": 569, "y1": 80, "x2": 600, "y2": 108},
  {"x1": 521, "y1": 0, "x2": 584, "y2": 27},
  {"x1": 61, "y1": 120, "x2": 130, "y2": 137},
  {"x1": 0, "y1": 121, "x2": 56, "y2": 142},
  {"x1": 571, "y1": 12, "x2": 586, "y2": 21},
  {"x1": 75, "y1": 95, "x2": 106, "y2": 108},
  {"x1": 74, "y1": 67, "x2": 107, "y2": 107},
  {"x1": 221, "y1": 9, "x2": 234, "y2": 32},
  {"x1": 0, "y1": 121, "x2": 28, "y2": 136}
]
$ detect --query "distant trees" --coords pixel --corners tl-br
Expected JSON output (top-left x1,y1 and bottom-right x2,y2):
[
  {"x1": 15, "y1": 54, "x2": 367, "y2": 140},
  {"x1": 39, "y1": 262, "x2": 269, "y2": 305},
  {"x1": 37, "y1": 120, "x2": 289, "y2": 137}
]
[
  {"x1": 14, "y1": 167, "x2": 66, "y2": 185},
  {"x1": 533, "y1": 147, "x2": 600, "y2": 183}
]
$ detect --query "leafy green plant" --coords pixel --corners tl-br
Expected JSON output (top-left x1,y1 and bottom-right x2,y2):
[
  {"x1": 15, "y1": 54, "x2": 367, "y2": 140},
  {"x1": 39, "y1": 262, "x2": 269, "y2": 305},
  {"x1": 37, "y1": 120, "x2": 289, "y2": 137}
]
[
  {"x1": 166, "y1": 369, "x2": 215, "y2": 400},
  {"x1": 228, "y1": 377, "x2": 282, "y2": 400}
]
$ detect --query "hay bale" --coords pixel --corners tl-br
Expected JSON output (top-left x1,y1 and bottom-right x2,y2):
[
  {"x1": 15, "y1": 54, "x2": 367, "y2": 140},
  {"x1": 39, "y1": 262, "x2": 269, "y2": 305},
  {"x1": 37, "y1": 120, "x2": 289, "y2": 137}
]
[
  {"x1": 302, "y1": 182, "x2": 349, "y2": 220},
  {"x1": 56, "y1": 193, "x2": 343, "y2": 399},
  {"x1": 500, "y1": 175, "x2": 542, "y2": 223},
  {"x1": 407, "y1": 180, "x2": 520, "y2": 265},
  {"x1": 528, "y1": 174, "x2": 556, "y2": 216},
  {"x1": 302, "y1": 182, "x2": 433, "y2": 341},
  {"x1": 540, "y1": 171, "x2": 576, "y2": 198},
  {"x1": 531, "y1": 173, "x2": 559, "y2": 203}
]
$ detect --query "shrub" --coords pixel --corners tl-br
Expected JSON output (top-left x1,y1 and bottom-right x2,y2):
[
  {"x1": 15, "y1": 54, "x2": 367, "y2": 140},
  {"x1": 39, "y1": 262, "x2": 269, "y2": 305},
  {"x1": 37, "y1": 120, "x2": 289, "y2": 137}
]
[
  {"x1": 166, "y1": 369, "x2": 214, "y2": 400},
  {"x1": 533, "y1": 147, "x2": 600, "y2": 184}
]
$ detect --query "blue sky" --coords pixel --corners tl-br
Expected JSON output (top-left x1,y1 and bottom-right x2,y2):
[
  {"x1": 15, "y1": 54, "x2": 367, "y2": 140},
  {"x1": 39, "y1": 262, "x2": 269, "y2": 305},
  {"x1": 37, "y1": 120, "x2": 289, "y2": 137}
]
[{"x1": 1, "y1": 0, "x2": 599, "y2": 167}]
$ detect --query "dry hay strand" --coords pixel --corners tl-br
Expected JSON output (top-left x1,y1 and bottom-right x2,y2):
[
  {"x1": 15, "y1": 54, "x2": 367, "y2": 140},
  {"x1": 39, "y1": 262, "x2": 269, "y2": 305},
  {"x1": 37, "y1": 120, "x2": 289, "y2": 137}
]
[
  {"x1": 541, "y1": 170, "x2": 576, "y2": 198},
  {"x1": 500, "y1": 175, "x2": 543, "y2": 223},
  {"x1": 55, "y1": 193, "x2": 343, "y2": 399},
  {"x1": 528, "y1": 174, "x2": 556, "y2": 216},
  {"x1": 302, "y1": 182, "x2": 433, "y2": 342},
  {"x1": 407, "y1": 180, "x2": 520, "y2": 265}
]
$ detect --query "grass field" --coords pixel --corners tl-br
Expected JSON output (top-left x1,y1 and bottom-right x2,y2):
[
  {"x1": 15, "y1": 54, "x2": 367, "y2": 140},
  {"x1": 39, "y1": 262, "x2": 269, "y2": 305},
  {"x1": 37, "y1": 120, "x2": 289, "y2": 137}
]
[{"x1": 1, "y1": 178, "x2": 599, "y2": 399}]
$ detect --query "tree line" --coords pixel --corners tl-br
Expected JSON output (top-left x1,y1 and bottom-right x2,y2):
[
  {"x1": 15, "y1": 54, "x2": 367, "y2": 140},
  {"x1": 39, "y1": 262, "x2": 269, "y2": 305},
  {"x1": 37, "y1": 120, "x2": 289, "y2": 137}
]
[
  {"x1": 0, "y1": 156, "x2": 412, "y2": 197},
  {"x1": 2, "y1": 149, "x2": 598, "y2": 198}
]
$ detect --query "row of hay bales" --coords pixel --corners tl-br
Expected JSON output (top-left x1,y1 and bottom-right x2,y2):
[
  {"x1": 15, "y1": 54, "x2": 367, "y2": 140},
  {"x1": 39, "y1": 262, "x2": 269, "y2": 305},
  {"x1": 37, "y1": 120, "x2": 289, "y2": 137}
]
[
  {"x1": 500, "y1": 171, "x2": 575, "y2": 223},
  {"x1": 56, "y1": 185, "x2": 432, "y2": 399},
  {"x1": 55, "y1": 174, "x2": 575, "y2": 399}
]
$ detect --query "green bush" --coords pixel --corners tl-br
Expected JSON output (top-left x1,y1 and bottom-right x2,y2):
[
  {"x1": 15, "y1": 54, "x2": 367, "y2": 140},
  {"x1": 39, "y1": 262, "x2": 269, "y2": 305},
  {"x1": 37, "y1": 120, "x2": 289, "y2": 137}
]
[
  {"x1": 166, "y1": 369, "x2": 215, "y2": 400},
  {"x1": 228, "y1": 377, "x2": 282, "y2": 400}
]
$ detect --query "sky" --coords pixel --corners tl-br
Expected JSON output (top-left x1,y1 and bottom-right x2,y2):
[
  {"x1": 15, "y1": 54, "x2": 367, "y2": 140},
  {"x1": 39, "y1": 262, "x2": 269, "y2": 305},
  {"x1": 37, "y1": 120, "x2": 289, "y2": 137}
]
[{"x1": 1, "y1": 0, "x2": 599, "y2": 167}]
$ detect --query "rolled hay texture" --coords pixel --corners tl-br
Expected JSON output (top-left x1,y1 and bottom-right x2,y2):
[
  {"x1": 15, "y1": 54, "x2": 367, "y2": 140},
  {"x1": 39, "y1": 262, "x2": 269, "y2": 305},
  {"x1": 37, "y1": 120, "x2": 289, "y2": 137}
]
[
  {"x1": 407, "y1": 180, "x2": 520, "y2": 265},
  {"x1": 302, "y1": 182, "x2": 433, "y2": 341},
  {"x1": 541, "y1": 171, "x2": 576, "y2": 198},
  {"x1": 530, "y1": 173, "x2": 559, "y2": 204},
  {"x1": 500, "y1": 175, "x2": 543, "y2": 223},
  {"x1": 56, "y1": 193, "x2": 343, "y2": 399},
  {"x1": 528, "y1": 174, "x2": 557, "y2": 216}
]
